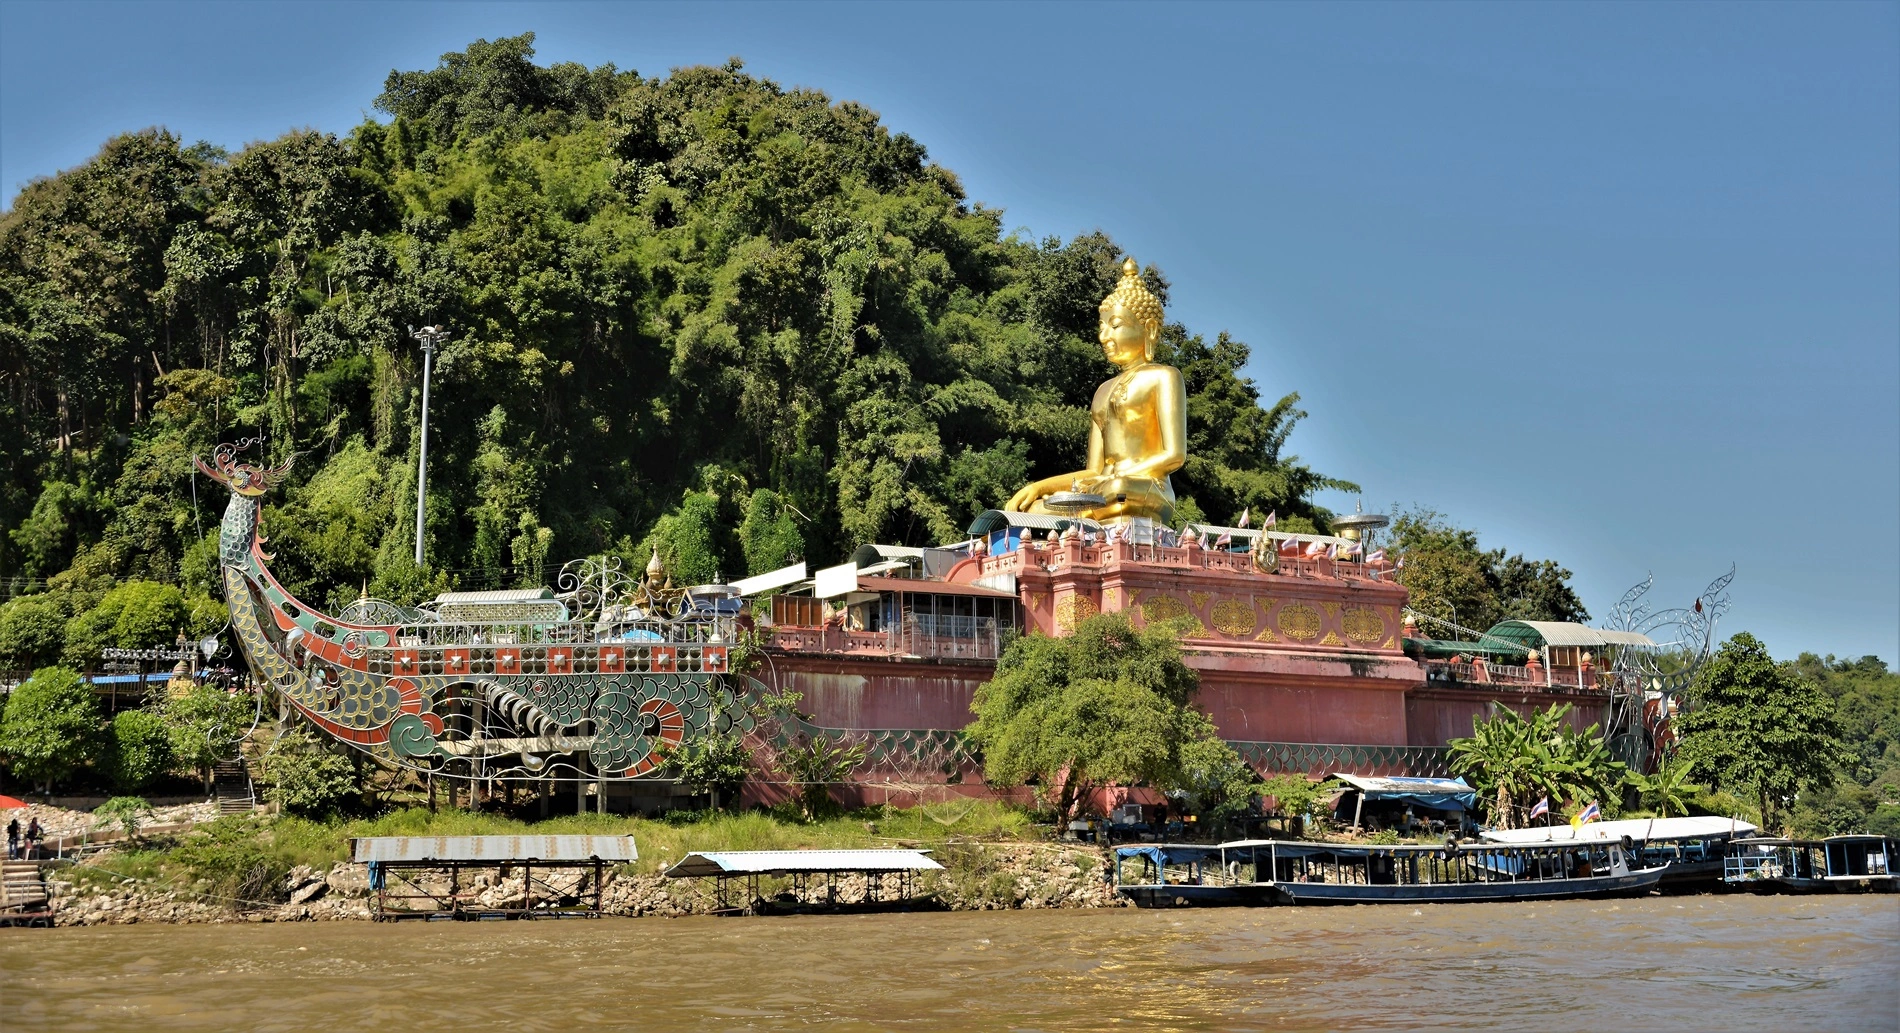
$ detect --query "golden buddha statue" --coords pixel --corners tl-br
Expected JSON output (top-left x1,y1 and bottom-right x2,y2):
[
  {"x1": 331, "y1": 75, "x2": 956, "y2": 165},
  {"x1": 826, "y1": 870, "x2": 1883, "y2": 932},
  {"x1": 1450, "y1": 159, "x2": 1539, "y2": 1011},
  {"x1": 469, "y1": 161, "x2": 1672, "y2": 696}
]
[{"x1": 1004, "y1": 257, "x2": 1187, "y2": 525}]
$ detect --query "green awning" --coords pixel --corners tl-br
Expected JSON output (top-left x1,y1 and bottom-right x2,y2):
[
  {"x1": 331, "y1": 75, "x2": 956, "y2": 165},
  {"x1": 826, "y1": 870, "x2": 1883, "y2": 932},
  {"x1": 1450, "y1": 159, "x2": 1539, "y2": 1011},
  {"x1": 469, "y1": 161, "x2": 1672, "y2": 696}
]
[{"x1": 1403, "y1": 637, "x2": 1530, "y2": 660}]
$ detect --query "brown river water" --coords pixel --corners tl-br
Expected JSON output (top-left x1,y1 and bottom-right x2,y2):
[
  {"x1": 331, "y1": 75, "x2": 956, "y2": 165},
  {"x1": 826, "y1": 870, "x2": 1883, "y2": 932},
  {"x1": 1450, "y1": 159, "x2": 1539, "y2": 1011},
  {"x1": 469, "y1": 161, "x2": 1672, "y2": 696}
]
[{"x1": 2, "y1": 895, "x2": 1894, "y2": 1032}]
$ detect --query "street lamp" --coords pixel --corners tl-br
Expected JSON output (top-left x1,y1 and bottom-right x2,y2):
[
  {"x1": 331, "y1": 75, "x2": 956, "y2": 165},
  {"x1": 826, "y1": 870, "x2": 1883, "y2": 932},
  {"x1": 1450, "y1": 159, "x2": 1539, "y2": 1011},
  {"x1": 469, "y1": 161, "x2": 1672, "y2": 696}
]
[{"x1": 409, "y1": 325, "x2": 449, "y2": 566}]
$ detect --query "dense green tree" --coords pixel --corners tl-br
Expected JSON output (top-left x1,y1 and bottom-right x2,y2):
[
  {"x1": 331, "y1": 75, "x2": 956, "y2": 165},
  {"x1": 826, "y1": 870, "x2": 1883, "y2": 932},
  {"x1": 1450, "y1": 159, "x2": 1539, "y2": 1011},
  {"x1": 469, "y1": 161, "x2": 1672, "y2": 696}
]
[
  {"x1": 1783, "y1": 653, "x2": 1898, "y2": 836},
  {"x1": 1390, "y1": 507, "x2": 1588, "y2": 636},
  {"x1": 103, "y1": 709, "x2": 174, "y2": 793},
  {"x1": 1448, "y1": 702, "x2": 1628, "y2": 827},
  {"x1": 60, "y1": 580, "x2": 190, "y2": 668},
  {"x1": 0, "y1": 34, "x2": 1350, "y2": 612},
  {"x1": 163, "y1": 685, "x2": 255, "y2": 790},
  {"x1": 0, "y1": 594, "x2": 68, "y2": 669},
  {"x1": 1676, "y1": 633, "x2": 1845, "y2": 831},
  {"x1": 260, "y1": 727, "x2": 360, "y2": 818},
  {"x1": 968, "y1": 612, "x2": 1246, "y2": 818},
  {"x1": 0, "y1": 666, "x2": 101, "y2": 790},
  {"x1": 737, "y1": 488, "x2": 803, "y2": 576}
]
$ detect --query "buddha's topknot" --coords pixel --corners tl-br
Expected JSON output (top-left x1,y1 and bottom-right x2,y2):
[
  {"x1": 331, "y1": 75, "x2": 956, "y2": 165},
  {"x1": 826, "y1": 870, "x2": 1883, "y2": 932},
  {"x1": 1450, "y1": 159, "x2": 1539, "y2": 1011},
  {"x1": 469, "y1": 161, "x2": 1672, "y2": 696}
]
[{"x1": 1100, "y1": 256, "x2": 1163, "y2": 336}]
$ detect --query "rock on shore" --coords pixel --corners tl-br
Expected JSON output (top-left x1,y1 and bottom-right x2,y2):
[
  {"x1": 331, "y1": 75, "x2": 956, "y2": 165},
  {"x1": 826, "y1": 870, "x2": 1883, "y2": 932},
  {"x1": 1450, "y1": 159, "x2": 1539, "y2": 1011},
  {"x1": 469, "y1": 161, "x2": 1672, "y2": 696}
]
[{"x1": 45, "y1": 842, "x2": 1126, "y2": 925}]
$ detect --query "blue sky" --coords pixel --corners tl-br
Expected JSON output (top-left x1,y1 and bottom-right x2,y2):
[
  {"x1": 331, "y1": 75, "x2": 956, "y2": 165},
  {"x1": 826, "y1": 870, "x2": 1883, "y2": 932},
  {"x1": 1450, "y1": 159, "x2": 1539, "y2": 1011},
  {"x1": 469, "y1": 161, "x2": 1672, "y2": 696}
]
[{"x1": 3, "y1": 1, "x2": 1896, "y2": 662}]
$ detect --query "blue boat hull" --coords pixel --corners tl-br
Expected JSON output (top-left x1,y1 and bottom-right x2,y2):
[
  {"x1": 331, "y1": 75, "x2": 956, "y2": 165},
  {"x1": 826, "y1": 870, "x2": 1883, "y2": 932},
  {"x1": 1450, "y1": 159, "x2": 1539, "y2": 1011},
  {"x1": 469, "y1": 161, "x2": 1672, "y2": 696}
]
[{"x1": 1269, "y1": 867, "x2": 1665, "y2": 905}]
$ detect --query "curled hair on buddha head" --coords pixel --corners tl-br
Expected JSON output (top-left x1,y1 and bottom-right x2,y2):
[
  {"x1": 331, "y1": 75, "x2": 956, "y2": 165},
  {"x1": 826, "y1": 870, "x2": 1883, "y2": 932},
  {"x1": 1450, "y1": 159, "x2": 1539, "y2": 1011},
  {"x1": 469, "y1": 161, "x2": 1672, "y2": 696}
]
[{"x1": 1100, "y1": 256, "x2": 1164, "y2": 356}]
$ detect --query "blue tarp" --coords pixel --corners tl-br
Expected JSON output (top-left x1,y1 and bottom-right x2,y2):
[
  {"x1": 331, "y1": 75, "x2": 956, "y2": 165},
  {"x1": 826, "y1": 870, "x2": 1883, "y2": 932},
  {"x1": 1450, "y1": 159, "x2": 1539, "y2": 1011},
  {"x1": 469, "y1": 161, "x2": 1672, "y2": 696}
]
[
  {"x1": 1337, "y1": 774, "x2": 1478, "y2": 813},
  {"x1": 85, "y1": 673, "x2": 173, "y2": 685}
]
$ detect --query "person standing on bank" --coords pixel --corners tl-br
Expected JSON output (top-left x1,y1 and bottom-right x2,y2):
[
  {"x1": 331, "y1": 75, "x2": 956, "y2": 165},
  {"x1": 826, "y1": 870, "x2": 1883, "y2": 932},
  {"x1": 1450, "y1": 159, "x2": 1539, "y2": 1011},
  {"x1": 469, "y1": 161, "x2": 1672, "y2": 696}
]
[
  {"x1": 23, "y1": 817, "x2": 42, "y2": 859},
  {"x1": 5, "y1": 817, "x2": 18, "y2": 860}
]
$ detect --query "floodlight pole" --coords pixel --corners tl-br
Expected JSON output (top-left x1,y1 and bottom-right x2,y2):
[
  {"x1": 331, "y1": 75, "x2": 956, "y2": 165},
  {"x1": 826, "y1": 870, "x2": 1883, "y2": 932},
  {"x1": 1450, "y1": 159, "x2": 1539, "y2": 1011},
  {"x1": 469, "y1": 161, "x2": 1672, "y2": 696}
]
[{"x1": 410, "y1": 325, "x2": 448, "y2": 567}]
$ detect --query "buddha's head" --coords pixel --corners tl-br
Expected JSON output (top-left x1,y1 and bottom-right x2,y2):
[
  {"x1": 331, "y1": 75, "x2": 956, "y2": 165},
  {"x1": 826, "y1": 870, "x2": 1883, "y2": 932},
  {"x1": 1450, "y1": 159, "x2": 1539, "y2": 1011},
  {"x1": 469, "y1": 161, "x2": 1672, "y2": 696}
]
[{"x1": 1099, "y1": 257, "x2": 1163, "y2": 367}]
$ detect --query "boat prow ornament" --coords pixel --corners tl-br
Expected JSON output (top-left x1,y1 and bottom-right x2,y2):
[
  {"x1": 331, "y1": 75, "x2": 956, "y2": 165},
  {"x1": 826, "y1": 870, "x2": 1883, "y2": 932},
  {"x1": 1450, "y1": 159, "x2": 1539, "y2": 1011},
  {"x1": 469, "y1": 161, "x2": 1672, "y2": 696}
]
[{"x1": 197, "y1": 439, "x2": 756, "y2": 785}]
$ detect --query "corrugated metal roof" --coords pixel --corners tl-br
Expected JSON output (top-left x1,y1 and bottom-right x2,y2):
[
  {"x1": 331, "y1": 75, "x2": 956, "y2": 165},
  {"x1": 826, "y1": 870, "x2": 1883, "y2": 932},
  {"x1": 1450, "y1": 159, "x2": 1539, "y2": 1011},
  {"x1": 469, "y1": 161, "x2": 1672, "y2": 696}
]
[
  {"x1": 432, "y1": 589, "x2": 557, "y2": 604},
  {"x1": 663, "y1": 849, "x2": 943, "y2": 878},
  {"x1": 1486, "y1": 621, "x2": 1658, "y2": 650},
  {"x1": 1333, "y1": 774, "x2": 1474, "y2": 796},
  {"x1": 351, "y1": 835, "x2": 638, "y2": 863}
]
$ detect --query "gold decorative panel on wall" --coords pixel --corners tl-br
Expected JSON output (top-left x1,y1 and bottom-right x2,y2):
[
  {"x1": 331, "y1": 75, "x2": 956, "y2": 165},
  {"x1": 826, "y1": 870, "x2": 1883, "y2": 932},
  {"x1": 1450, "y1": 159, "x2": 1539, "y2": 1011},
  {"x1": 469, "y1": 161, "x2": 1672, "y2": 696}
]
[
  {"x1": 1210, "y1": 598, "x2": 1257, "y2": 637},
  {"x1": 1342, "y1": 606, "x2": 1386, "y2": 644},
  {"x1": 1277, "y1": 602, "x2": 1322, "y2": 642}
]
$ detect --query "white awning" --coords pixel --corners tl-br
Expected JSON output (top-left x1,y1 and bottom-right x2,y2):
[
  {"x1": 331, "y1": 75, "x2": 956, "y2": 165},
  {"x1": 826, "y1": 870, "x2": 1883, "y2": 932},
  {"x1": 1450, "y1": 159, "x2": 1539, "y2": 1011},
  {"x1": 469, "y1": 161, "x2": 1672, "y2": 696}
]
[
  {"x1": 1480, "y1": 815, "x2": 1758, "y2": 845},
  {"x1": 663, "y1": 849, "x2": 942, "y2": 878}
]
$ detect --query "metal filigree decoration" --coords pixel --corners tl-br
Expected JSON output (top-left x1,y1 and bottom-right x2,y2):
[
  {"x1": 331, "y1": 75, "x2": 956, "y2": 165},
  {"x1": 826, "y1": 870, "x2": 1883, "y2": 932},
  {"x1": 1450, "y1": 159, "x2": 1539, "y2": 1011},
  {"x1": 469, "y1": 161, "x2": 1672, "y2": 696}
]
[
  {"x1": 193, "y1": 436, "x2": 295, "y2": 497},
  {"x1": 337, "y1": 597, "x2": 438, "y2": 627},
  {"x1": 558, "y1": 555, "x2": 640, "y2": 625},
  {"x1": 1599, "y1": 566, "x2": 1735, "y2": 771}
]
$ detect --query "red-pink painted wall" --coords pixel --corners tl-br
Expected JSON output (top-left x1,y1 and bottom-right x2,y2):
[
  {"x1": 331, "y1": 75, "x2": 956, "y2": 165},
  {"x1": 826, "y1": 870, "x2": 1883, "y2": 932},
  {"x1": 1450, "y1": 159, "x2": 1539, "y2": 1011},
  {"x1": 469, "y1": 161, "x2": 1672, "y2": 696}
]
[{"x1": 1405, "y1": 687, "x2": 1610, "y2": 748}]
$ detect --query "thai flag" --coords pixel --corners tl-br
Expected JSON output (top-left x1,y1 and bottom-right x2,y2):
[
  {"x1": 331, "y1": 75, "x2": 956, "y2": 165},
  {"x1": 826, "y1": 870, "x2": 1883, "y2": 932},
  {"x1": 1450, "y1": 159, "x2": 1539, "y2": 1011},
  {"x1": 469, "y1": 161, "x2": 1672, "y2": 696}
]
[
  {"x1": 1571, "y1": 801, "x2": 1602, "y2": 828},
  {"x1": 1305, "y1": 540, "x2": 1325, "y2": 557},
  {"x1": 1367, "y1": 548, "x2": 1387, "y2": 564},
  {"x1": 1529, "y1": 796, "x2": 1549, "y2": 821},
  {"x1": 1215, "y1": 529, "x2": 1233, "y2": 549},
  {"x1": 1280, "y1": 536, "x2": 1299, "y2": 554},
  {"x1": 1237, "y1": 507, "x2": 1250, "y2": 529},
  {"x1": 1264, "y1": 511, "x2": 1277, "y2": 529}
]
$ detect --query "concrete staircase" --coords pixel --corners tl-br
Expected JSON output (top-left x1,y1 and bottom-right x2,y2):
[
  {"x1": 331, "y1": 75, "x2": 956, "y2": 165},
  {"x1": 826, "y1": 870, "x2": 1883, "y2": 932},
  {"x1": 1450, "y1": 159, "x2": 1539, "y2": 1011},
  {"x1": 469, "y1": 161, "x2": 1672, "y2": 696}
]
[
  {"x1": 214, "y1": 759, "x2": 256, "y2": 815},
  {"x1": 1, "y1": 859, "x2": 49, "y2": 917}
]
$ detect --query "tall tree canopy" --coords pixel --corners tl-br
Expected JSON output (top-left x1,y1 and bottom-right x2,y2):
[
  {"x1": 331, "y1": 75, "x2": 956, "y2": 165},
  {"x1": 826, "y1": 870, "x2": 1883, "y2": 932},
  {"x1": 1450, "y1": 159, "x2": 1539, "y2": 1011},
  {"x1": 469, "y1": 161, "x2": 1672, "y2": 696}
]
[
  {"x1": 0, "y1": 34, "x2": 1347, "y2": 610},
  {"x1": 1675, "y1": 632, "x2": 1845, "y2": 831},
  {"x1": 1389, "y1": 507, "x2": 1589, "y2": 636}
]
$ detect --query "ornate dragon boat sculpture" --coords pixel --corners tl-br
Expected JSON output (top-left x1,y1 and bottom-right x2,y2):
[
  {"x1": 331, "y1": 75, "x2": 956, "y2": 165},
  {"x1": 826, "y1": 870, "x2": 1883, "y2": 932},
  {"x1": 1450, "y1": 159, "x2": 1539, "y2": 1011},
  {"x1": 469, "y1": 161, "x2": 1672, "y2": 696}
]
[{"x1": 196, "y1": 439, "x2": 756, "y2": 784}]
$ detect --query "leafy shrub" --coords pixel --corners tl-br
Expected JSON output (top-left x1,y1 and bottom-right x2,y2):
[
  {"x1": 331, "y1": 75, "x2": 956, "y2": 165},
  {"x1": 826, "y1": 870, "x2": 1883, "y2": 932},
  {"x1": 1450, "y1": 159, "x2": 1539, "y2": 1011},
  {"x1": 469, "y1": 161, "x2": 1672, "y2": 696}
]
[
  {"x1": 170, "y1": 816, "x2": 290, "y2": 906},
  {"x1": 105, "y1": 709, "x2": 174, "y2": 792},
  {"x1": 0, "y1": 595, "x2": 68, "y2": 669},
  {"x1": 261, "y1": 729, "x2": 360, "y2": 818},
  {"x1": 94, "y1": 796, "x2": 155, "y2": 841},
  {"x1": 0, "y1": 666, "x2": 101, "y2": 789}
]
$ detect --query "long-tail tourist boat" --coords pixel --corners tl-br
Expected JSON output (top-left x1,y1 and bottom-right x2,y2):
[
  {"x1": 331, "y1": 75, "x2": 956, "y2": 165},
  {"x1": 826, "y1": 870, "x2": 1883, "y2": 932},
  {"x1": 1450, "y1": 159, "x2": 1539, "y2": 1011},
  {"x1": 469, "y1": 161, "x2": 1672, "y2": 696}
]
[
  {"x1": 1479, "y1": 815, "x2": 1759, "y2": 892},
  {"x1": 1114, "y1": 838, "x2": 1666, "y2": 907},
  {"x1": 1723, "y1": 835, "x2": 1898, "y2": 894}
]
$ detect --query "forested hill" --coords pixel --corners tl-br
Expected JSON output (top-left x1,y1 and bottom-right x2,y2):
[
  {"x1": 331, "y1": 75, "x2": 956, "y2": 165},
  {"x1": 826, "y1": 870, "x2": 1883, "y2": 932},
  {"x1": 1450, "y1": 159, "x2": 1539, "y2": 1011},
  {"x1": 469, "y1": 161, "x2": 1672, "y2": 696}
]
[{"x1": 0, "y1": 33, "x2": 1352, "y2": 626}]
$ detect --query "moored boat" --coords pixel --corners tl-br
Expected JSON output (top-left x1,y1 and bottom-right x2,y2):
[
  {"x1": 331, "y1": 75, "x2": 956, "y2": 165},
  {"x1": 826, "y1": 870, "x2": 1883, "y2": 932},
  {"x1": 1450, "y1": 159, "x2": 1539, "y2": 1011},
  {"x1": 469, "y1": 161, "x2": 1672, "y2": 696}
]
[
  {"x1": 1480, "y1": 815, "x2": 1758, "y2": 892},
  {"x1": 1724, "y1": 835, "x2": 1898, "y2": 894},
  {"x1": 1115, "y1": 838, "x2": 1665, "y2": 907}
]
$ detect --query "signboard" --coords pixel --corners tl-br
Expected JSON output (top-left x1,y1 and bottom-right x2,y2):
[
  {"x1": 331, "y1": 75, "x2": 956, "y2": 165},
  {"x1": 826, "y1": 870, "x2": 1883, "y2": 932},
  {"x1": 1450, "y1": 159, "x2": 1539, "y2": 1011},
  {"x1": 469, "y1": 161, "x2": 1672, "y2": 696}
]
[
  {"x1": 730, "y1": 561, "x2": 808, "y2": 597},
  {"x1": 814, "y1": 562, "x2": 859, "y2": 600}
]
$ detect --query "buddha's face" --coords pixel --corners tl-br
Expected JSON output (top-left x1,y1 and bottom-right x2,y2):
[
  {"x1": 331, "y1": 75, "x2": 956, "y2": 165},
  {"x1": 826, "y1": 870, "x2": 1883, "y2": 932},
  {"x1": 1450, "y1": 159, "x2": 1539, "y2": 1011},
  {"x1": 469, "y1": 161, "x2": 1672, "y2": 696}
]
[{"x1": 1099, "y1": 301, "x2": 1154, "y2": 367}]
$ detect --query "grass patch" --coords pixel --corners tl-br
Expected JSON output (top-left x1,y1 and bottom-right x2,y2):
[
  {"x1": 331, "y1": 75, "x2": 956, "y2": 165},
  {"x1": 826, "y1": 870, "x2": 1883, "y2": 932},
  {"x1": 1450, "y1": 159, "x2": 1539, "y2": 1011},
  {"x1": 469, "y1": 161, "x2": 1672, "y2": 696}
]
[{"x1": 69, "y1": 800, "x2": 1047, "y2": 902}]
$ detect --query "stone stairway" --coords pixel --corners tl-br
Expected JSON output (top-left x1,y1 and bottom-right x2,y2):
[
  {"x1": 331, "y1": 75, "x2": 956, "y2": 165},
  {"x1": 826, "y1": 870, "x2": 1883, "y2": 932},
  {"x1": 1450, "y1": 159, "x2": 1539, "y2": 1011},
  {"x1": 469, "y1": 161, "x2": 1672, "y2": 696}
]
[
  {"x1": 213, "y1": 759, "x2": 256, "y2": 815},
  {"x1": 2, "y1": 859, "x2": 48, "y2": 914}
]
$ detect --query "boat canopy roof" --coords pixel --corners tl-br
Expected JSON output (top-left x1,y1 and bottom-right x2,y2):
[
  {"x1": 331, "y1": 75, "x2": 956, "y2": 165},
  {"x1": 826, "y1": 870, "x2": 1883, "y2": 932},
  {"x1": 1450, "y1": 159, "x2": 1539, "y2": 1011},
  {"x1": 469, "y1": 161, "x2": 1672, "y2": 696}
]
[
  {"x1": 1332, "y1": 773, "x2": 1477, "y2": 812},
  {"x1": 351, "y1": 835, "x2": 637, "y2": 863},
  {"x1": 1480, "y1": 815, "x2": 1758, "y2": 845},
  {"x1": 1482, "y1": 620, "x2": 1658, "y2": 651},
  {"x1": 663, "y1": 849, "x2": 942, "y2": 878}
]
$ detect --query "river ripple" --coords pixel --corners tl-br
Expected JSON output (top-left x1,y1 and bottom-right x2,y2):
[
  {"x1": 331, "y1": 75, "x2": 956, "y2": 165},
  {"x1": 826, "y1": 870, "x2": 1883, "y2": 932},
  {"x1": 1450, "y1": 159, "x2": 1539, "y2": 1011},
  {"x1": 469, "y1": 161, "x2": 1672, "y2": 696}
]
[{"x1": 2, "y1": 895, "x2": 1894, "y2": 1031}]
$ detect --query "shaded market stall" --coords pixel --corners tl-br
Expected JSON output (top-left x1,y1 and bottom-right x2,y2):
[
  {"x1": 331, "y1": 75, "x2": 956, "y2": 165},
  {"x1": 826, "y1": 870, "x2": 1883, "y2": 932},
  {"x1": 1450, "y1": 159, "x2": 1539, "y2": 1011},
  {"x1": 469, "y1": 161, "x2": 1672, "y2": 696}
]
[{"x1": 1332, "y1": 773, "x2": 1478, "y2": 834}]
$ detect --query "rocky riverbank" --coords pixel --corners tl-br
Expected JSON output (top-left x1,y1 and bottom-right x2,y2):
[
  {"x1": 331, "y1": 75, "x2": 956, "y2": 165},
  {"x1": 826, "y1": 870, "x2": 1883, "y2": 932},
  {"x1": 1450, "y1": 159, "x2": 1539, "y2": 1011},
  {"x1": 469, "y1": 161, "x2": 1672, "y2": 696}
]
[{"x1": 43, "y1": 841, "x2": 1126, "y2": 925}]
